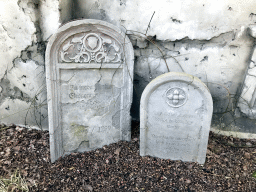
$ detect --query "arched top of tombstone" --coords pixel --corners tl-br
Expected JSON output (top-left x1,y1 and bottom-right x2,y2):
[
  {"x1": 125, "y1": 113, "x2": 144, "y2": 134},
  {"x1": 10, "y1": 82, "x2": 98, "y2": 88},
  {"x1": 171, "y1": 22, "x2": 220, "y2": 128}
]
[
  {"x1": 46, "y1": 19, "x2": 134, "y2": 67},
  {"x1": 141, "y1": 72, "x2": 213, "y2": 115}
]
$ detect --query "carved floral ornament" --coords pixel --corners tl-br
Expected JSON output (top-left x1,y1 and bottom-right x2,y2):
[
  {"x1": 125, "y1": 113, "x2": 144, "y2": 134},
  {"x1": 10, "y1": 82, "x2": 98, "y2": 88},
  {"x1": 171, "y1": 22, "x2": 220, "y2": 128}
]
[
  {"x1": 166, "y1": 87, "x2": 187, "y2": 108},
  {"x1": 59, "y1": 33, "x2": 123, "y2": 63}
]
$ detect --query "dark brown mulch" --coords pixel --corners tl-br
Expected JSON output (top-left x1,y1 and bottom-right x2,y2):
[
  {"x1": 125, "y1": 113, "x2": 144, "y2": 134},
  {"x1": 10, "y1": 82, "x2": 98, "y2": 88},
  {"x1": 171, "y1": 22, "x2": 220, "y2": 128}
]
[{"x1": 0, "y1": 122, "x2": 256, "y2": 191}]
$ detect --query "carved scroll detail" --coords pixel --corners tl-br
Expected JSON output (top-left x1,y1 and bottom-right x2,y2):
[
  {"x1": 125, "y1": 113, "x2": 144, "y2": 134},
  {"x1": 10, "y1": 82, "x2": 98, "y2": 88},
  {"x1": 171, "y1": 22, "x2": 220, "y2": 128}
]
[{"x1": 60, "y1": 33, "x2": 123, "y2": 63}]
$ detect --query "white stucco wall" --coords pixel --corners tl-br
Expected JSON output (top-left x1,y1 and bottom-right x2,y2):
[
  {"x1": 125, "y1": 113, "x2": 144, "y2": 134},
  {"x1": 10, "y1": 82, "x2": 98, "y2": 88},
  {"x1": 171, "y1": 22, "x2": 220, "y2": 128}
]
[
  {"x1": 0, "y1": 0, "x2": 36, "y2": 80},
  {"x1": 0, "y1": 0, "x2": 59, "y2": 129},
  {"x1": 0, "y1": 0, "x2": 256, "y2": 134},
  {"x1": 74, "y1": 0, "x2": 256, "y2": 40}
]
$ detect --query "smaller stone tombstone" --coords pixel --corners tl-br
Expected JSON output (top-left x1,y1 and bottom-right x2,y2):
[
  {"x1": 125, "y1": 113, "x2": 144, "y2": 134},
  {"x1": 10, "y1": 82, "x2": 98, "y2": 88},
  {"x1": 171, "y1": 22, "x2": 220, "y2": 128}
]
[{"x1": 140, "y1": 72, "x2": 213, "y2": 164}]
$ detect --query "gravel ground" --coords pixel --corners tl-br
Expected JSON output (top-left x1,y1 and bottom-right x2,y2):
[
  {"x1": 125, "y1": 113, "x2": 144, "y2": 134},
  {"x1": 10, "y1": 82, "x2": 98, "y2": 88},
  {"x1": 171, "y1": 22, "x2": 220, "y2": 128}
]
[{"x1": 0, "y1": 122, "x2": 256, "y2": 191}]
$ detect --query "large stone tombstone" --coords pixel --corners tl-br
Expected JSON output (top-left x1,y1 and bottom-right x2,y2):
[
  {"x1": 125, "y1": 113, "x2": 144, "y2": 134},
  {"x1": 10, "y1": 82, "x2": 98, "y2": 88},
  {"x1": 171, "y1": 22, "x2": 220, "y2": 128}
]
[
  {"x1": 46, "y1": 20, "x2": 134, "y2": 162},
  {"x1": 140, "y1": 72, "x2": 213, "y2": 164}
]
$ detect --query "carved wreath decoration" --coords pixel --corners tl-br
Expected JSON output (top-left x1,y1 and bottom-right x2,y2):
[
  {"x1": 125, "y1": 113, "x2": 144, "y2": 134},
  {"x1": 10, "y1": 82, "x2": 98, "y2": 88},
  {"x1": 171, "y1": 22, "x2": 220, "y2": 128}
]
[{"x1": 60, "y1": 33, "x2": 123, "y2": 63}]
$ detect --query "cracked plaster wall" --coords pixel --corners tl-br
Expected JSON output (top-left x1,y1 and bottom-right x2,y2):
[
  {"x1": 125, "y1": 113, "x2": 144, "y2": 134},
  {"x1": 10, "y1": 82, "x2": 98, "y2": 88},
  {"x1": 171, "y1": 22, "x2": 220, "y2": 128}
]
[
  {"x1": 70, "y1": 0, "x2": 256, "y2": 134},
  {"x1": 72, "y1": 0, "x2": 256, "y2": 41},
  {"x1": 0, "y1": 0, "x2": 59, "y2": 129},
  {"x1": 1, "y1": 0, "x2": 256, "y2": 134}
]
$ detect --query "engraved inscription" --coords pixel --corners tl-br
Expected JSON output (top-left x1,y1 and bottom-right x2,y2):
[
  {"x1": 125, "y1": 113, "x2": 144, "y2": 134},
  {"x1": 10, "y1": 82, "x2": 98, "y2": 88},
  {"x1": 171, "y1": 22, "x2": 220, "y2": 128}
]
[
  {"x1": 68, "y1": 84, "x2": 95, "y2": 100},
  {"x1": 167, "y1": 125, "x2": 179, "y2": 129},
  {"x1": 59, "y1": 32, "x2": 123, "y2": 63},
  {"x1": 151, "y1": 134, "x2": 196, "y2": 141},
  {"x1": 85, "y1": 100, "x2": 102, "y2": 109},
  {"x1": 154, "y1": 112, "x2": 195, "y2": 118},
  {"x1": 154, "y1": 117, "x2": 194, "y2": 124},
  {"x1": 69, "y1": 93, "x2": 94, "y2": 99},
  {"x1": 91, "y1": 126, "x2": 112, "y2": 133},
  {"x1": 70, "y1": 85, "x2": 93, "y2": 90},
  {"x1": 166, "y1": 87, "x2": 187, "y2": 107},
  {"x1": 151, "y1": 134, "x2": 194, "y2": 154},
  {"x1": 152, "y1": 112, "x2": 195, "y2": 127}
]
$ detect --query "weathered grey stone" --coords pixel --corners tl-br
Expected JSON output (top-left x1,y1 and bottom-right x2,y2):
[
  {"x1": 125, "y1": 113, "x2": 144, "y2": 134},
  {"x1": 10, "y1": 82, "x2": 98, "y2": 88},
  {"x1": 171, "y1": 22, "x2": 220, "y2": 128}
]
[
  {"x1": 140, "y1": 72, "x2": 213, "y2": 164},
  {"x1": 46, "y1": 19, "x2": 134, "y2": 162}
]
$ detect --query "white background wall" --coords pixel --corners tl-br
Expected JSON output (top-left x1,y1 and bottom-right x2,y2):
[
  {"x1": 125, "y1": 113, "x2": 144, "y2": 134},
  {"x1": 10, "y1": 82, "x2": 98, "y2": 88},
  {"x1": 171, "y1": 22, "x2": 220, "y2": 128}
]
[{"x1": 0, "y1": 0, "x2": 256, "y2": 133}]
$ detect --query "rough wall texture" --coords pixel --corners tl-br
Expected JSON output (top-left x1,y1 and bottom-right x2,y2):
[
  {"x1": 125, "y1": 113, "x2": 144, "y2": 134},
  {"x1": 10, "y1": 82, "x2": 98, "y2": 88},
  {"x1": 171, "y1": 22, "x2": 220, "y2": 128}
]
[
  {"x1": 1, "y1": 0, "x2": 256, "y2": 135},
  {"x1": 72, "y1": 0, "x2": 256, "y2": 40},
  {"x1": 0, "y1": 0, "x2": 59, "y2": 129}
]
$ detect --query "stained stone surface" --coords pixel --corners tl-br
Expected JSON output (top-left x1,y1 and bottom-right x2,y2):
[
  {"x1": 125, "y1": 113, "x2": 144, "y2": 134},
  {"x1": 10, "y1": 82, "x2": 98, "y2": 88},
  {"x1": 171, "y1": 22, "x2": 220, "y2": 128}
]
[
  {"x1": 46, "y1": 19, "x2": 134, "y2": 163},
  {"x1": 140, "y1": 72, "x2": 213, "y2": 164}
]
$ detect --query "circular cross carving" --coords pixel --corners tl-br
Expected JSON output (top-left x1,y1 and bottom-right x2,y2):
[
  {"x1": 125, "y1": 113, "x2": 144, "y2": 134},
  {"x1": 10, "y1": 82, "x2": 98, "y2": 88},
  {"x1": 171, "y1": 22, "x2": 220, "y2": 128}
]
[
  {"x1": 166, "y1": 87, "x2": 187, "y2": 107},
  {"x1": 83, "y1": 33, "x2": 102, "y2": 52}
]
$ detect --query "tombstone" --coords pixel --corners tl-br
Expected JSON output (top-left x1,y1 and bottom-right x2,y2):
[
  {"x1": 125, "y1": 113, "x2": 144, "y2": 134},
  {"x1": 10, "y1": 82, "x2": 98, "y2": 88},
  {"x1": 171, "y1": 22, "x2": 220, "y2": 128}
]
[
  {"x1": 140, "y1": 72, "x2": 213, "y2": 164},
  {"x1": 46, "y1": 19, "x2": 134, "y2": 163}
]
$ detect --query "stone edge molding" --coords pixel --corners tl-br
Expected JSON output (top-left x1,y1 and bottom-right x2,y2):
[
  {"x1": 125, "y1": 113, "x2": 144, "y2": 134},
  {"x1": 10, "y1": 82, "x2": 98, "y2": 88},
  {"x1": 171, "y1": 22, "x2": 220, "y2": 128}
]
[
  {"x1": 140, "y1": 72, "x2": 213, "y2": 164},
  {"x1": 237, "y1": 25, "x2": 256, "y2": 119},
  {"x1": 46, "y1": 19, "x2": 134, "y2": 163},
  {"x1": 211, "y1": 127, "x2": 256, "y2": 139}
]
